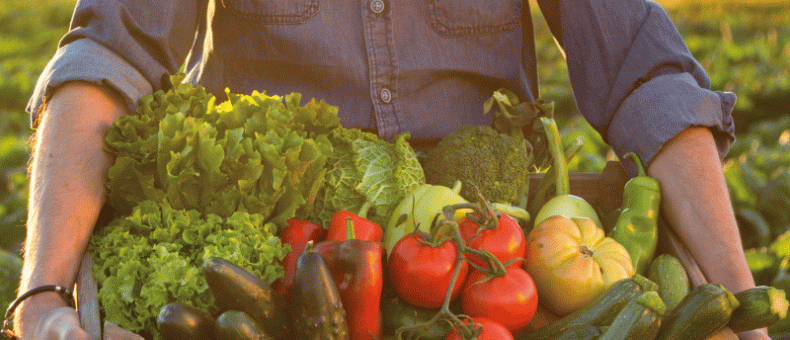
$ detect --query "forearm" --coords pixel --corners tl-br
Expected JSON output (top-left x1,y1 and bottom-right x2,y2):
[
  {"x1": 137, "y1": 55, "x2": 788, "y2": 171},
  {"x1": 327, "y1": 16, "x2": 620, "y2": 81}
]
[
  {"x1": 647, "y1": 126, "x2": 766, "y2": 339},
  {"x1": 647, "y1": 126, "x2": 752, "y2": 291},
  {"x1": 16, "y1": 82, "x2": 128, "y2": 335}
]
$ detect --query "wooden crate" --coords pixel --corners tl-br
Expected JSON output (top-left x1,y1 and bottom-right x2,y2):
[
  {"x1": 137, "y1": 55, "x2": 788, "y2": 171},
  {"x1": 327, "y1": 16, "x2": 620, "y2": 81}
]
[{"x1": 526, "y1": 161, "x2": 738, "y2": 339}]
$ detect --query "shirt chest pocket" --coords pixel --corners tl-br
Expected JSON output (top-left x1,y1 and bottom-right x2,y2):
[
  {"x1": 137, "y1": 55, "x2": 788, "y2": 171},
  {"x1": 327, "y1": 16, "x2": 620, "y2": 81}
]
[
  {"x1": 428, "y1": 0, "x2": 522, "y2": 37},
  {"x1": 220, "y1": 0, "x2": 319, "y2": 24}
]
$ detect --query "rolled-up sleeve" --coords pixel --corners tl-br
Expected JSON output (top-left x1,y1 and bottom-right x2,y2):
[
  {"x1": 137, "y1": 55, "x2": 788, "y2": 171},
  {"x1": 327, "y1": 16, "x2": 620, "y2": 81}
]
[
  {"x1": 537, "y1": 0, "x2": 736, "y2": 174},
  {"x1": 26, "y1": 0, "x2": 206, "y2": 127}
]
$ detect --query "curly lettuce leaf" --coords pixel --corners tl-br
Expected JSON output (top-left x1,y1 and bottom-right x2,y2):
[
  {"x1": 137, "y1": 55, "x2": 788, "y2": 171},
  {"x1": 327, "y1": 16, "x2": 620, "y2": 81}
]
[
  {"x1": 89, "y1": 200, "x2": 287, "y2": 339},
  {"x1": 105, "y1": 74, "x2": 336, "y2": 230}
]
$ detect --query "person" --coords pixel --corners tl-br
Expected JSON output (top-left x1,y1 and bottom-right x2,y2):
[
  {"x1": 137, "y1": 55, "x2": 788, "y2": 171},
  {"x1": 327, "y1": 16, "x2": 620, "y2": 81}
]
[{"x1": 10, "y1": 0, "x2": 767, "y2": 339}]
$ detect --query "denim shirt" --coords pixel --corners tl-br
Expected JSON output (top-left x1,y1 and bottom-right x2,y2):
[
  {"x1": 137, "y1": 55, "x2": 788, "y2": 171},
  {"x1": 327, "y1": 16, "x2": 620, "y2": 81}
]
[{"x1": 27, "y1": 0, "x2": 736, "y2": 171}]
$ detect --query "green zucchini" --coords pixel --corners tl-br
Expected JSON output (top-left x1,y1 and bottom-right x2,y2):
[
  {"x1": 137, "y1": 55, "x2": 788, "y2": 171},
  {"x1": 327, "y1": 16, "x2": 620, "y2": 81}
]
[
  {"x1": 291, "y1": 245, "x2": 349, "y2": 340},
  {"x1": 202, "y1": 257, "x2": 291, "y2": 340},
  {"x1": 215, "y1": 310, "x2": 274, "y2": 340},
  {"x1": 515, "y1": 274, "x2": 658, "y2": 340},
  {"x1": 728, "y1": 286, "x2": 789, "y2": 333},
  {"x1": 156, "y1": 302, "x2": 215, "y2": 340},
  {"x1": 655, "y1": 283, "x2": 740, "y2": 340},
  {"x1": 648, "y1": 254, "x2": 690, "y2": 311},
  {"x1": 598, "y1": 291, "x2": 666, "y2": 340},
  {"x1": 554, "y1": 325, "x2": 602, "y2": 340}
]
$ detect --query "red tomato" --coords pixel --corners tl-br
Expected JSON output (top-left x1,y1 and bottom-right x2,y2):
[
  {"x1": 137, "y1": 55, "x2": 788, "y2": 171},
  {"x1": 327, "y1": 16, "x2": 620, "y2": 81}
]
[
  {"x1": 387, "y1": 233, "x2": 469, "y2": 309},
  {"x1": 445, "y1": 317, "x2": 514, "y2": 340},
  {"x1": 460, "y1": 213, "x2": 526, "y2": 269},
  {"x1": 460, "y1": 265, "x2": 538, "y2": 333}
]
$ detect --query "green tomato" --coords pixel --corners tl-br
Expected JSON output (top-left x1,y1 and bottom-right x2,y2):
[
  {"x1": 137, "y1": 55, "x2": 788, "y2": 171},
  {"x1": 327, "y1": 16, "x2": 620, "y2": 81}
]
[
  {"x1": 383, "y1": 183, "x2": 470, "y2": 256},
  {"x1": 533, "y1": 194, "x2": 602, "y2": 229}
]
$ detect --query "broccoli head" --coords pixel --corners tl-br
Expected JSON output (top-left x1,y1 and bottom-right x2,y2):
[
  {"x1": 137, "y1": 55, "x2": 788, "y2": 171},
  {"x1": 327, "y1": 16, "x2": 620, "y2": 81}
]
[{"x1": 423, "y1": 125, "x2": 532, "y2": 206}]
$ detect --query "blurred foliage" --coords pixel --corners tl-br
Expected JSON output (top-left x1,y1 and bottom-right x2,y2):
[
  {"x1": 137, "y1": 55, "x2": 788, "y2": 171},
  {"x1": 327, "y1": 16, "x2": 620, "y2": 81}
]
[
  {"x1": 0, "y1": 0, "x2": 74, "y2": 251},
  {"x1": 672, "y1": 3, "x2": 790, "y2": 135}
]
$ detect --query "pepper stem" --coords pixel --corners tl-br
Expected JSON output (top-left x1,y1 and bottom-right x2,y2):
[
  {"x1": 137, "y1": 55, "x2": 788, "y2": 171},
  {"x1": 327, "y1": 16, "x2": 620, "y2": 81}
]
[
  {"x1": 451, "y1": 180, "x2": 463, "y2": 194},
  {"x1": 541, "y1": 117, "x2": 569, "y2": 196},
  {"x1": 345, "y1": 217, "x2": 356, "y2": 240},
  {"x1": 357, "y1": 200, "x2": 373, "y2": 219},
  {"x1": 625, "y1": 152, "x2": 646, "y2": 177}
]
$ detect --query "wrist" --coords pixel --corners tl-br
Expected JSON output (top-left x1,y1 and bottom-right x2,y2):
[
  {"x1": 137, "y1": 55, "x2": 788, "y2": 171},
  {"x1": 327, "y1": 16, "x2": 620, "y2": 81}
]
[{"x1": 9, "y1": 286, "x2": 75, "y2": 337}]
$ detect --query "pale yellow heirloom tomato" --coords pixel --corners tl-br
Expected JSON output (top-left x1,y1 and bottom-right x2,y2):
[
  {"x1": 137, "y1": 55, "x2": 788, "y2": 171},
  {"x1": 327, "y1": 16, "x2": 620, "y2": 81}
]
[
  {"x1": 382, "y1": 182, "x2": 470, "y2": 256},
  {"x1": 524, "y1": 215, "x2": 635, "y2": 316}
]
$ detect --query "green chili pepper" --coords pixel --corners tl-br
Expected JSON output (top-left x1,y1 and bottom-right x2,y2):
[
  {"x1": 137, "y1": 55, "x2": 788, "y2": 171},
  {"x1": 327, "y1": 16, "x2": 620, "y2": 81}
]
[{"x1": 610, "y1": 152, "x2": 662, "y2": 275}]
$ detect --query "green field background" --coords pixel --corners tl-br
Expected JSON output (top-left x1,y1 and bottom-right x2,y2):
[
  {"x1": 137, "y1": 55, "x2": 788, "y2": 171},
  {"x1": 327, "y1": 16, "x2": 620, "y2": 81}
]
[{"x1": 1, "y1": 0, "x2": 789, "y2": 322}]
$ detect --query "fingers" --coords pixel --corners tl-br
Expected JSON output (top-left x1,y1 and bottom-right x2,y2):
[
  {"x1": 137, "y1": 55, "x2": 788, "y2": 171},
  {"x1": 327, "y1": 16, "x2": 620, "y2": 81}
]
[
  {"x1": 737, "y1": 329, "x2": 770, "y2": 340},
  {"x1": 40, "y1": 306, "x2": 93, "y2": 340}
]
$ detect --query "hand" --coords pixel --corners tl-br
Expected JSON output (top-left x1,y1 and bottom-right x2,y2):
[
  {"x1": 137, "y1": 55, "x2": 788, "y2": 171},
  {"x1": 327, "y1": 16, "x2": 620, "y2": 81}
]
[
  {"x1": 13, "y1": 294, "x2": 92, "y2": 340},
  {"x1": 37, "y1": 306, "x2": 93, "y2": 340},
  {"x1": 738, "y1": 329, "x2": 770, "y2": 340}
]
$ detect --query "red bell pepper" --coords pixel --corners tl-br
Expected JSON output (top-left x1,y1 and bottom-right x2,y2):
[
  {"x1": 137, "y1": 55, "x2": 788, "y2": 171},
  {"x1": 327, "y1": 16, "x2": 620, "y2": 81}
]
[
  {"x1": 314, "y1": 218, "x2": 385, "y2": 340},
  {"x1": 272, "y1": 218, "x2": 326, "y2": 303},
  {"x1": 326, "y1": 204, "x2": 382, "y2": 242}
]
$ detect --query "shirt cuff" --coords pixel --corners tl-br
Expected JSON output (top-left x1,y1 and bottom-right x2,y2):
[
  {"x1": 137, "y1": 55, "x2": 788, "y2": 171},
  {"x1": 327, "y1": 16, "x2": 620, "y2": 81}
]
[
  {"x1": 607, "y1": 72, "x2": 736, "y2": 176},
  {"x1": 26, "y1": 38, "x2": 152, "y2": 128}
]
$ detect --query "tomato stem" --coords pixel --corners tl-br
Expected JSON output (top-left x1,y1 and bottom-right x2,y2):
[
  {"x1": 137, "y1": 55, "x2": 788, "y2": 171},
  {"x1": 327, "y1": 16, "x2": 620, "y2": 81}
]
[
  {"x1": 395, "y1": 201, "x2": 512, "y2": 340},
  {"x1": 469, "y1": 182, "x2": 500, "y2": 231}
]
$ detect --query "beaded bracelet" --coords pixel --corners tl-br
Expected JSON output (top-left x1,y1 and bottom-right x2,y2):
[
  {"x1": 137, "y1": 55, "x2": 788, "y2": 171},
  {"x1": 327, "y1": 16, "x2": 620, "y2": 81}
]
[{"x1": 2, "y1": 285, "x2": 75, "y2": 339}]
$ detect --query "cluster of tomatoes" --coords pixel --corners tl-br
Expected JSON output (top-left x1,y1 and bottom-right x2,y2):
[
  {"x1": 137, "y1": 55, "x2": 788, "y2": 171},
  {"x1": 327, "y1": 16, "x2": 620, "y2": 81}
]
[{"x1": 386, "y1": 207, "x2": 538, "y2": 340}]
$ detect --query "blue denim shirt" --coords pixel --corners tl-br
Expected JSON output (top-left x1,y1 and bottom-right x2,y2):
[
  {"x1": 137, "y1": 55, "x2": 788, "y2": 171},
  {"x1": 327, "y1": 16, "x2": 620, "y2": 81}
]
[{"x1": 27, "y1": 0, "x2": 735, "y2": 171}]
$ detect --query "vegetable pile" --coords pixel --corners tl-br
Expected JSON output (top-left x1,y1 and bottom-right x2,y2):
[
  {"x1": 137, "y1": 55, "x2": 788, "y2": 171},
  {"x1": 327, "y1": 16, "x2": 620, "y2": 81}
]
[
  {"x1": 90, "y1": 74, "x2": 424, "y2": 339},
  {"x1": 88, "y1": 200, "x2": 288, "y2": 336},
  {"x1": 90, "y1": 79, "x2": 790, "y2": 340}
]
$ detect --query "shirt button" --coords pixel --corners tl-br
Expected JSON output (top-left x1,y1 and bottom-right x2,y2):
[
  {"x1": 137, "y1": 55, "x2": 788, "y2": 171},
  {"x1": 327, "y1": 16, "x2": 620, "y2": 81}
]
[
  {"x1": 370, "y1": 0, "x2": 385, "y2": 13},
  {"x1": 380, "y1": 88, "x2": 392, "y2": 103}
]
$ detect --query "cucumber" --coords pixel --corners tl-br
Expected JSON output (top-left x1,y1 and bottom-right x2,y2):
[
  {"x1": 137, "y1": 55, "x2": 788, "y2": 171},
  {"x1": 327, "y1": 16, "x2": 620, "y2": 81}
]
[
  {"x1": 202, "y1": 257, "x2": 291, "y2": 340},
  {"x1": 597, "y1": 291, "x2": 666, "y2": 340},
  {"x1": 554, "y1": 325, "x2": 602, "y2": 340},
  {"x1": 648, "y1": 254, "x2": 690, "y2": 311},
  {"x1": 215, "y1": 310, "x2": 274, "y2": 340},
  {"x1": 728, "y1": 286, "x2": 789, "y2": 333},
  {"x1": 156, "y1": 302, "x2": 215, "y2": 340},
  {"x1": 515, "y1": 274, "x2": 658, "y2": 340},
  {"x1": 655, "y1": 283, "x2": 740, "y2": 340},
  {"x1": 291, "y1": 245, "x2": 349, "y2": 340}
]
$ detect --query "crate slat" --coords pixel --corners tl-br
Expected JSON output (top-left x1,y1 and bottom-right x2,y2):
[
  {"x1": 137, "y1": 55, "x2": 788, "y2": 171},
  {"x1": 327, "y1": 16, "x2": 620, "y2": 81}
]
[{"x1": 76, "y1": 252, "x2": 101, "y2": 340}]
